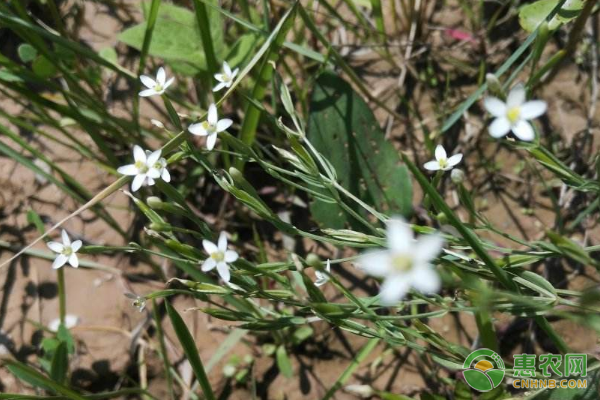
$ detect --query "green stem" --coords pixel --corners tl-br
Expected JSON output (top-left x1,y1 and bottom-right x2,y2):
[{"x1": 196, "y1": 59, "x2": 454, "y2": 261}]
[
  {"x1": 192, "y1": 0, "x2": 219, "y2": 74},
  {"x1": 57, "y1": 267, "x2": 66, "y2": 325}
]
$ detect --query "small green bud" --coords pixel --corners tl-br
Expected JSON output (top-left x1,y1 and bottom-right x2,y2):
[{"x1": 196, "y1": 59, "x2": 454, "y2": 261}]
[
  {"x1": 305, "y1": 253, "x2": 321, "y2": 268},
  {"x1": 436, "y1": 212, "x2": 448, "y2": 225},
  {"x1": 451, "y1": 168, "x2": 465, "y2": 184},
  {"x1": 485, "y1": 73, "x2": 503, "y2": 98},
  {"x1": 149, "y1": 222, "x2": 170, "y2": 231},
  {"x1": 146, "y1": 196, "x2": 163, "y2": 209}
]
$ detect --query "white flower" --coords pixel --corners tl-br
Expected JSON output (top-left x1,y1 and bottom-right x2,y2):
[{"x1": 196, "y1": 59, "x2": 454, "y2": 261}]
[
  {"x1": 201, "y1": 231, "x2": 239, "y2": 282},
  {"x1": 139, "y1": 67, "x2": 174, "y2": 97},
  {"x1": 314, "y1": 259, "x2": 330, "y2": 287},
  {"x1": 213, "y1": 61, "x2": 239, "y2": 92},
  {"x1": 483, "y1": 84, "x2": 547, "y2": 141},
  {"x1": 144, "y1": 150, "x2": 171, "y2": 184},
  {"x1": 423, "y1": 145, "x2": 462, "y2": 171},
  {"x1": 125, "y1": 293, "x2": 146, "y2": 312},
  {"x1": 150, "y1": 119, "x2": 165, "y2": 128},
  {"x1": 47, "y1": 230, "x2": 82, "y2": 269},
  {"x1": 357, "y1": 217, "x2": 443, "y2": 305},
  {"x1": 188, "y1": 104, "x2": 233, "y2": 151},
  {"x1": 48, "y1": 314, "x2": 80, "y2": 332},
  {"x1": 117, "y1": 145, "x2": 164, "y2": 192}
]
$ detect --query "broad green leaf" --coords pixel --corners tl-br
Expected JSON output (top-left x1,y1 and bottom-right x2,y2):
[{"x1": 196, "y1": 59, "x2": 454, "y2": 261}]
[
  {"x1": 519, "y1": 0, "x2": 584, "y2": 32},
  {"x1": 275, "y1": 345, "x2": 293, "y2": 378},
  {"x1": 50, "y1": 341, "x2": 68, "y2": 384},
  {"x1": 5, "y1": 360, "x2": 85, "y2": 399},
  {"x1": 32, "y1": 55, "x2": 57, "y2": 78},
  {"x1": 118, "y1": 1, "x2": 224, "y2": 74},
  {"x1": 98, "y1": 47, "x2": 118, "y2": 65},
  {"x1": 307, "y1": 72, "x2": 412, "y2": 229}
]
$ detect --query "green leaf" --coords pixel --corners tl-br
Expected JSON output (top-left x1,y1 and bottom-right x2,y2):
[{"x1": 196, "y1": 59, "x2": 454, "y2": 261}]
[
  {"x1": 275, "y1": 345, "x2": 293, "y2": 378},
  {"x1": 519, "y1": 0, "x2": 584, "y2": 32},
  {"x1": 18, "y1": 43, "x2": 37, "y2": 63},
  {"x1": 165, "y1": 301, "x2": 216, "y2": 400},
  {"x1": 118, "y1": 1, "x2": 224, "y2": 74},
  {"x1": 50, "y1": 341, "x2": 68, "y2": 384},
  {"x1": 57, "y1": 324, "x2": 75, "y2": 355},
  {"x1": 308, "y1": 72, "x2": 412, "y2": 229},
  {"x1": 5, "y1": 360, "x2": 86, "y2": 399},
  {"x1": 225, "y1": 33, "x2": 262, "y2": 70},
  {"x1": 98, "y1": 47, "x2": 118, "y2": 65},
  {"x1": 32, "y1": 55, "x2": 57, "y2": 78}
]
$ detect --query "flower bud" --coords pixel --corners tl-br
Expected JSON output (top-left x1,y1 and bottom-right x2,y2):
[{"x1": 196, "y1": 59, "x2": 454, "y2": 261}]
[
  {"x1": 146, "y1": 196, "x2": 163, "y2": 209},
  {"x1": 305, "y1": 253, "x2": 321, "y2": 268},
  {"x1": 451, "y1": 168, "x2": 465, "y2": 184},
  {"x1": 344, "y1": 384, "x2": 375, "y2": 398},
  {"x1": 485, "y1": 73, "x2": 503, "y2": 98}
]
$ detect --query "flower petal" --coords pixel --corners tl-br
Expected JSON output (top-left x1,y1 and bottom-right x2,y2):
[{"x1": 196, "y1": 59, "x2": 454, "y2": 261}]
[
  {"x1": 434, "y1": 145, "x2": 446, "y2": 161},
  {"x1": 52, "y1": 254, "x2": 68, "y2": 269},
  {"x1": 223, "y1": 61, "x2": 232, "y2": 76},
  {"x1": 163, "y1": 77, "x2": 175, "y2": 90},
  {"x1": 212, "y1": 82, "x2": 227, "y2": 92},
  {"x1": 214, "y1": 73, "x2": 224, "y2": 82},
  {"x1": 47, "y1": 241, "x2": 64, "y2": 253},
  {"x1": 201, "y1": 257, "x2": 217, "y2": 271},
  {"x1": 71, "y1": 240, "x2": 82, "y2": 252},
  {"x1": 414, "y1": 234, "x2": 444, "y2": 264},
  {"x1": 386, "y1": 217, "x2": 413, "y2": 254},
  {"x1": 139, "y1": 88, "x2": 157, "y2": 97},
  {"x1": 489, "y1": 117, "x2": 511, "y2": 138},
  {"x1": 69, "y1": 254, "x2": 79, "y2": 268},
  {"x1": 188, "y1": 123, "x2": 207, "y2": 136},
  {"x1": 217, "y1": 262, "x2": 231, "y2": 282},
  {"x1": 379, "y1": 274, "x2": 410, "y2": 306},
  {"x1": 131, "y1": 174, "x2": 146, "y2": 192},
  {"x1": 216, "y1": 118, "x2": 233, "y2": 132},
  {"x1": 231, "y1": 68, "x2": 239, "y2": 79},
  {"x1": 511, "y1": 120, "x2": 535, "y2": 141},
  {"x1": 446, "y1": 153, "x2": 463, "y2": 168},
  {"x1": 146, "y1": 149, "x2": 162, "y2": 166},
  {"x1": 156, "y1": 67, "x2": 166, "y2": 86},
  {"x1": 507, "y1": 84, "x2": 526, "y2": 108},
  {"x1": 357, "y1": 250, "x2": 392, "y2": 278},
  {"x1": 206, "y1": 133, "x2": 218, "y2": 151},
  {"x1": 146, "y1": 168, "x2": 161, "y2": 179},
  {"x1": 133, "y1": 145, "x2": 146, "y2": 163},
  {"x1": 218, "y1": 231, "x2": 228, "y2": 252},
  {"x1": 483, "y1": 97, "x2": 506, "y2": 117},
  {"x1": 409, "y1": 266, "x2": 441, "y2": 294},
  {"x1": 423, "y1": 161, "x2": 440, "y2": 171},
  {"x1": 519, "y1": 100, "x2": 547, "y2": 120},
  {"x1": 61, "y1": 230, "x2": 71, "y2": 245},
  {"x1": 202, "y1": 240, "x2": 218, "y2": 254},
  {"x1": 117, "y1": 164, "x2": 139, "y2": 176},
  {"x1": 139, "y1": 75, "x2": 156, "y2": 89},
  {"x1": 161, "y1": 168, "x2": 171, "y2": 182},
  {"x1": 207, "y1": 104, "x2": 218, "y2": 126},
  {"x1": 225, "y1": 250, "x2": 238, "y2": 263},
  {"x1": 146, "y1": 177, "x2": 155, "y2": 186}
]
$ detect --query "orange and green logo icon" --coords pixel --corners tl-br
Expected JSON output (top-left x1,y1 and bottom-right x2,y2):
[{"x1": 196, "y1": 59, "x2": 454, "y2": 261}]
[{"x1": 463, "y1": 349, "x2": 505, "y2": 392}]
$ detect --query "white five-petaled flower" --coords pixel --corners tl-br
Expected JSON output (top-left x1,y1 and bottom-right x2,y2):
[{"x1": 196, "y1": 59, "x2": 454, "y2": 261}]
[
  {"x1": 139, "y1": 67, "x2": 174, "y2": 97},
  {"x1": 145, "y1": 150, "x2": 171, "y2": 184},
  {"x1": 423, "y1": 145, "x2": 462, "y2": 172},
  {"x1": 314, "y1": 259, "x2": 331, "y2": 287},
  {"x1": 357, "y1": 217, "x2": 444, "y2": 305},
  {"x1": 188, "y1": 104, "x2": 233, "y2": 151},
  {"x1": 483, "y1": 84, "x2": 547, "y2": 141},
  {"x1": 202, "y1": 231, "x2": 239, "y2": 282},
  {"x1": 117, "y1": 145, "x2": 165, "y2": 192},
  {"x1": 213, "y1": 61, "x2": 239, "y2": 92},
  {"x1": 47, "y1": 230, "x2": 82, "y2": 269}
]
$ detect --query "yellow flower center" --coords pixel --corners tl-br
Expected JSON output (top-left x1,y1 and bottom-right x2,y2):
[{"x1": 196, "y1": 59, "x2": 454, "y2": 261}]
[
  {"x1": 154, "y1": 84, "x2": 163, "y2": 92},
  {"x1": 211, "y1": 251, "x2": 224, "y2": 262},
  {"x1": 507, "y1": 107, "x2": 521, "y2": 124},
  {"x1": 391, "y1": 254, "x2": 413, "y2": 272},
  {"x1": 203, "y1": 120, "x2": 216, "y2": 134},
  {"x1": 223, "y1": 75, "x2": 231, "y2": 82},
  {"x1": 135, "y1": 161, "x2": 148, "y2": 173},
  {"x1": 63, "y1": 246, "x2": 73, "y2": 256},
  {"x1": 438, "y1": 158, "x2": 448, "y2": 169}
]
